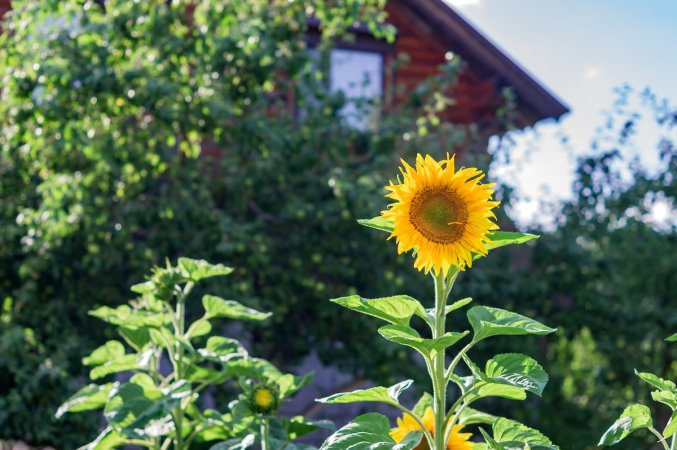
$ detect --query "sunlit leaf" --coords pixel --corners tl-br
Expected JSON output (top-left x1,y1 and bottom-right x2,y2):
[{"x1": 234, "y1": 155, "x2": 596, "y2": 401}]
[
  {"x1": 56, "y1": 383, "x2": 115, "y2": 418},
  {"x1": 331, "y1": 295, "x2": 424, "y2": 326},
  {"x1": 319, "y1": 413, "x2": 422, "y2": 450},
  {"x1": 598, "y1": 404, "x2": 653, "y2": 446},
  {"x1": 378, "y1": 324, "x2": 467, "y2": 357},
  {"x1": 468, "y1": 306, "x2": 556, "y2": 342},
  {"x1": 480, "y1": 418, "x2": 558, "y2": 449},
  {"x1": 203, "y1": 295, "x2": 271, "y2": 321},
  {"x1": 634, "y1": 369, "x2": 676, "y2": 392},
  {"x1": 317, "y1": 380, "x2": 413, "y2": 406},
  {"x1": 178, "y1": 257, "x2": 233, "y2": 281},
  {"x1": 357, "y1": 217, "x2": 394, "y2": 233},
  {"x1": 485, "y1": 353, "x2": 549, "y2": 396}
]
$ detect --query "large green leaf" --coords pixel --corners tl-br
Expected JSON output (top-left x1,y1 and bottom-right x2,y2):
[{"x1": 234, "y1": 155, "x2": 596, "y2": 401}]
[
  {"x1": 186, "y1": 318, "x2": 213, "y2": 339},
  {"x1": 357, "y1": 217, "x2": 394, "y2": 233},
  {"x1": 598, "y1": 404, "x2": 653, "y2": 446},
  {"x1": 485, "y1": 353, "x2": 549, "y2": 396},
  {"x1": 203, "y1": 295, "x2": 271, "y2": 321},
  {"x1": 317, "y1": 380, "x2": 413, "y2": 406},
  {"x1": 468, "y1": 306, "x2": 556, "y2": 342},
  {"x1": 667, "y1": 334, "x2": 677, "y2": 342},
  {"x1": 198, "y1": 336, "x2": 248, "y2": 363},
  {"x1": 479, "y1": 418, "x2": 558, "y2": 449},
  {"x1": 104, "y1": 376, "x2": 190, "y2": 432},
  {"x1": 635, "y1": 369, "x2": 676, "y2": 392},
  {"x1": 378, "y1": 324, "x2": 467, "y2": 357},
  {"x1": 78, "y1": 427, "x2": 128, "y2": 450},
  {"x1": 473, "y1": 383, "x2": 527, "y2": 401},
  {"x1": 56, "y1": 383, "x2": 115, "y2": 418},
  {"x1": 331, "y1": 295, "x2": 424, "y2": 326},
  {"x1": 178, "y1": 257, "x2": 234, "y2": 281},
  {"x1": 484, "y1": 232, "x2": 539, "y2": 251},
  {"x1": 90, "y1": 305, "x2": 172, "y2": 330},
  {"x1": 319, "y1": 413, "x2": 422, "y2": 450},
  {"x1": 651, "y1": 390, "x2": 677, "y2": 409},
  {"x1": 280, "y1": 416, "x2": 335, "y2": 440},
  {"x1": 83, "y1": 341, "x2": 126, "y2": 367},
  {"x1": 83, "y1": 341, "x2": 146, "y2": 380}
]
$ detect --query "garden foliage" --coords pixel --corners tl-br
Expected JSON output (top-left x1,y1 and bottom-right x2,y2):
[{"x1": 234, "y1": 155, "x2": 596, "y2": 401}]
[{"x1": 56, "y1": 258, "x2": 327, "y2": 449}]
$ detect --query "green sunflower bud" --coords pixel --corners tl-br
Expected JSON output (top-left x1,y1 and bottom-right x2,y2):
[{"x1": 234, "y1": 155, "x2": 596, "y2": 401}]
[{"x1": 249, "y1": 383, "x2": 280, "y2": 415}]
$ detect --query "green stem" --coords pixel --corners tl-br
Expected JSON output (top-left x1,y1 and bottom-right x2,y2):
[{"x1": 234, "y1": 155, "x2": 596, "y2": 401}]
[
  {"x1": 173, "y1": 281, "x2": 193, "y2": 450},
  {"x1": 432, "y1": 270, "x2": 448, "y2": 450},
  {"x1": 261, "y1": 415, "x2": 271, "y2": 450},
  {"x1": 671, "y1": 433, "x2": 676, "y2": 450},
  {"x1": 649, "y1": 427, "x2": 670, "y2": 450},
  {"x1": 444, "y1": 342, "x2": 473, "y2": 381}
]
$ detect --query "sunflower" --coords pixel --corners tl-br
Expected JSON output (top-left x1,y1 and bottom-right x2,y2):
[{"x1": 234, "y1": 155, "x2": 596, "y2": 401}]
[
  {"x1": 382, "y1": 154, "x2": 499, "y2": 275},
  {"x1": 390, "y1": 407, "x2": 474, "y2": 450}
]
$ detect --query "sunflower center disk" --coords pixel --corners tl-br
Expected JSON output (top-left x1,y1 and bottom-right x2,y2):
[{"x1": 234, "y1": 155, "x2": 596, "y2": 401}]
[{"x1": 409, "y1": 187, "x2": 467, "y2": 244}]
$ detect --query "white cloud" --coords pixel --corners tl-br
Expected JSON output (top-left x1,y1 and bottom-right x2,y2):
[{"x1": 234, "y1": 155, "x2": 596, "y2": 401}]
[
  {"x1": 583, "y1": 66, "x2": 602, "y2": 81},
  {"x1": 443, "y1": 0, "x2": 482, "y2": 8}
]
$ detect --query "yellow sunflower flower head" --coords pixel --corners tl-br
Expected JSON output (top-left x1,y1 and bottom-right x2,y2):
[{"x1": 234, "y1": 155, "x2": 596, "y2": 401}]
[
  {"x1": 390, "y1": 407, "x2": 474, "y2": 450},
  {"x1": 382, "y1": 153, "x2": 499, "y2": 276}
]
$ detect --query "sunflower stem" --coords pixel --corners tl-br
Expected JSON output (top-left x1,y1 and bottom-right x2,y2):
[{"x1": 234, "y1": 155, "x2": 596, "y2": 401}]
[
  {"x1": 432, "y1": 270, "x2": 449, "y2": 450},
  {"x1": 260, "y1": 415, "x2": 270, "y2": 450}
]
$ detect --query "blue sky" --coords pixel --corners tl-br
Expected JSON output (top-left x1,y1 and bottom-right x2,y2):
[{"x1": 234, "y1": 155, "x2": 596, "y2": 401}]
[{"x1": 443, "y1": 0, "x2": 677, "y2": 225}]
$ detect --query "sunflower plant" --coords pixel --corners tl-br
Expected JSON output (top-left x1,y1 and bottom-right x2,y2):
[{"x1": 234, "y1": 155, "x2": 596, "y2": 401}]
[
  {"x1": 598, "y1": 333, "x2": 677, "y2": 450},
  {"x1": 56, "y1": 258, "x2": 329, "y2": 450},
  {"x1": 317, "y1": 154, "x2": 559, "y2": 450}
]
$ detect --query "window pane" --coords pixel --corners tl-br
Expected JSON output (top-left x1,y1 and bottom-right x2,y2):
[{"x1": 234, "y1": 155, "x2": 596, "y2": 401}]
[{"x1": 330, "y1": 49, "x2": 383, "y2": 130}]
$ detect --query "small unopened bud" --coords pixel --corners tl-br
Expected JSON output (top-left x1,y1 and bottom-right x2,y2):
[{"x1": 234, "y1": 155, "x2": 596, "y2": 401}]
[{"x1": 249, "y1": 383, "x2": 279, "y2": 415}]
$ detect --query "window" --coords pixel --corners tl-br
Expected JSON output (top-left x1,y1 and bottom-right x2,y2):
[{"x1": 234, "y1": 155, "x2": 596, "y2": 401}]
[{"x1": 329, "y1": 49, "x2": 384, "y2": 130}]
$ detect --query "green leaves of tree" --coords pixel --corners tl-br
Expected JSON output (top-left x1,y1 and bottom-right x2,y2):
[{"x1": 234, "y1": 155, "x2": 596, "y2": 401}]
[
  {"x1": 599, "y1": 404, "x2": 653, "y2": 446},
  {"x1": 468, "y1": 306, "x2": 556, "y2": 342},
  {"x1": 319, "y1": 413, "x2": 422, "y2": 450},
  {"x1": 331, "y1": 295, "x2": 424, "y2": 326}
]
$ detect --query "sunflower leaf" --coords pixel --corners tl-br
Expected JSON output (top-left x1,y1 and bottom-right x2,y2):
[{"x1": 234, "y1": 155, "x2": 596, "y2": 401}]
[
  {"x1": 468, "y1": 306, "x2": 556, "y2": 342},
  {"x1": 412, "y1": 392, "x2": 433, "y2": 417},
  {"x1": 667, "y1": 333, "x2": 677, "y2": 342},
  {"x1": 485, "y1": 231, "x2": 539, "y2": 251},
  {"x1": 634, "y1": 369, "x2": 676, "y2": 392},
  {"x1": 316, "y1": 380, "x2": 413, "y2": 406},
  {"x1": 485, "y1": 353, "x2": 549, "y2": 397},
  {"x1": 331, "y1": 295, "x2": 424, "y2": 326},
  {"x1": 472, "y1": 383, "x2": 527, "y2": 401},
  {"x1": 203, "y1": 295, "x2": 271, "y2": 321},
  {"x1": 598, "y1": 404, "x2": 653, "y2": 446},
  {"x1": 178, "y1": 258, "x2": 233, "y2": 281},
  {"x1": 664, "y1": 411, "x2": 677, "y2": 438},
  {"x1": 488, "y1": 418, "x2": 558, "y2": 449},
  {"x1": 56, "y1": 383, "x2": 116, "y2": 418},
  {"x1": 357, "y1": 217, "x2": 394, "y2": 234},
  {"x1": 378, "y1": 324, "x2": 468, "y2": 357},
  {"x1": 319, "y1": 413, "x2": 422, "y2": 450}
]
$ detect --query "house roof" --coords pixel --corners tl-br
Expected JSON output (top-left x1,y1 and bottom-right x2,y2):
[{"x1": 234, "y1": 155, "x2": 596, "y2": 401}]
[{"x1": 403, "y1": 0, "x2": 569, "y2": 124}]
